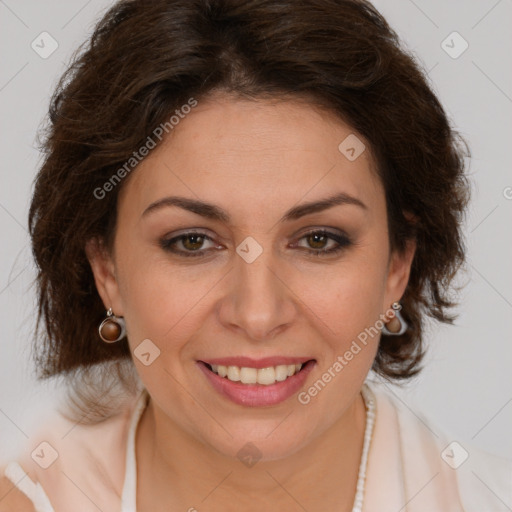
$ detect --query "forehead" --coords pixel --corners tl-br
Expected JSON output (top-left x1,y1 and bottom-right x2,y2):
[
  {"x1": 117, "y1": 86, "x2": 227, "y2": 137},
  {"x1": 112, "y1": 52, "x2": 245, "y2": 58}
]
[{"x1": 119, "y1": 95, "x2": 384, "y2": 224}]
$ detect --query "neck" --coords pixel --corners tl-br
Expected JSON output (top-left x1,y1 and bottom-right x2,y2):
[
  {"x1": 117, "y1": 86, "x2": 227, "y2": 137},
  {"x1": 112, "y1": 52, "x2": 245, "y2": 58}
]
[{"x1": 136, "y1": 391, "x2": 367, "y2": 512}]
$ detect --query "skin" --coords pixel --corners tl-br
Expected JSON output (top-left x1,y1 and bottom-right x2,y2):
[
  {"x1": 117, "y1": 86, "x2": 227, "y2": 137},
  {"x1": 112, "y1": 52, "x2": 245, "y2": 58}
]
[
  {"x1": 0, "y1": 475, "x2": 36, "y2": 512},
  {"x1": 87, "y1": 92, "x2": 415, "y2": 512}
]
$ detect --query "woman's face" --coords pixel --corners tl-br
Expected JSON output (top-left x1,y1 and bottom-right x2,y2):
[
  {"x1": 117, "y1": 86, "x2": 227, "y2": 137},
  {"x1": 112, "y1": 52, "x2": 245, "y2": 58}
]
[{"x1": 89, "y1": 94, "x2": 414, "y2": 461}]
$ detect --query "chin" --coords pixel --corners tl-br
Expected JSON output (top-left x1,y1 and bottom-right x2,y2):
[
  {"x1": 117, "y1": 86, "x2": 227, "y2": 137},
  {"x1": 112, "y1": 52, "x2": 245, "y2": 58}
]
[{"x1": 201, "y1": 421, "x2": 313, "y2": 464}]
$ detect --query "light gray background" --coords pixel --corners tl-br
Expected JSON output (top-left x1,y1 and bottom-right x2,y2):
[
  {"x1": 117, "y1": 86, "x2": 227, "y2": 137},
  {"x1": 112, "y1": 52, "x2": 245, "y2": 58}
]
[{"x1": 1, "y1": 0, "x2": 511, "y2": 464}]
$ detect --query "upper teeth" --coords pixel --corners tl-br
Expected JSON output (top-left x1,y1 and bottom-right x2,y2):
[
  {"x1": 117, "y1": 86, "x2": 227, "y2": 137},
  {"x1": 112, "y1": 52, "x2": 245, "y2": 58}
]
[{"x1": 211, "y1": 364, "x2": 303, "y2": 385}]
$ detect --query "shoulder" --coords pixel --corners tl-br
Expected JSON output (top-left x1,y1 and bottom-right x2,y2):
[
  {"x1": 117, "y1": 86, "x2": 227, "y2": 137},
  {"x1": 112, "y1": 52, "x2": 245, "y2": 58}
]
[
  {"x1": 0, "y1": 471, "x2": 36, "y2": 512},
  {"x1": 0, "y1": 389, "x2": 147, "y2": 511},
  {"x1": 367, "y1": 380, "x2": 512, "y2": 511}
]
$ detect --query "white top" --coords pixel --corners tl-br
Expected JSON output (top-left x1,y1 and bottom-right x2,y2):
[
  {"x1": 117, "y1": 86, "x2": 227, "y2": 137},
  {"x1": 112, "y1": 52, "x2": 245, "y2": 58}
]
[
  {"x1": 4, "y1": 389, "x2": 149, "y2": 512},
  {"x1": 3, "y1": 380, "x2": 512, "y2": 511},
  {"x1": 120, "y1": 387, "x2": 148, "y2": 512}
]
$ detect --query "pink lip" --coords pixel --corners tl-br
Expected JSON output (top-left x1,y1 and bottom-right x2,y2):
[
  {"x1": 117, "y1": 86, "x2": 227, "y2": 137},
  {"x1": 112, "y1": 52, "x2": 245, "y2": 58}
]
[
  {"x1": 201, "y1": 356, "x2": 312, "y2": 369},
  {"x1": 196, "y1": 359, "x2": 316, "y2": 407}
]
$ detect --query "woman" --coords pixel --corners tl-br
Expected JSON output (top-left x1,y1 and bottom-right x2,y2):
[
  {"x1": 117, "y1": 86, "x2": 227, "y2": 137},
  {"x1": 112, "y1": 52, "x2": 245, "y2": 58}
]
[{"x1": 1, "y1": 0, "x2": 510, "y2": 510}]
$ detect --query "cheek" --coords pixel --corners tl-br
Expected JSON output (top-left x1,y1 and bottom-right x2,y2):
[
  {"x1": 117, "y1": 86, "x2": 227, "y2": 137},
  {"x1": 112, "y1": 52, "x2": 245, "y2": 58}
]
[
  {"x1": 297, "y1": 257, "x2": 388, "y2": 343},
  {"x1": 119, "y1": 265, "x2": 208, "y2": 338},
  {"x1": 115, "y1": 238, "x2": 227, "y2": 354}
]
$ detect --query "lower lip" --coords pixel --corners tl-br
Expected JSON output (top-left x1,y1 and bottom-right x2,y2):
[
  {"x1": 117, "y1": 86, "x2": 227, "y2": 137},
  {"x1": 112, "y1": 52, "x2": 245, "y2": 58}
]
[{"x1": 197, "y1": 361, "x2": 315, "y2": 407}]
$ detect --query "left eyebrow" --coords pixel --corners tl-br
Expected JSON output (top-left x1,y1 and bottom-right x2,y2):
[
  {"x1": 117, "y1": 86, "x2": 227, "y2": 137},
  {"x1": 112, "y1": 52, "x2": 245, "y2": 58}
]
[
  {"x1": 141, "y1": 192, "x2": 367, "y2": 223},
  {"x1": 278, "y1": 192, "x2": 367, "y2": 222}
]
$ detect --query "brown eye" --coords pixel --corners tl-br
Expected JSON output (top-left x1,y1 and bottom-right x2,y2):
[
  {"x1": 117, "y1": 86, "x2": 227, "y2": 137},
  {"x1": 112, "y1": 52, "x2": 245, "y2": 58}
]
[
  {"x1": 181, "y1": 234, "x2": 206, "y2": 251},
  {"x1": 305, "y1": 232, "x2": 329, "y2": 250},
  {"x1": 295, "y1": 230, "x2": 352, "y2": 257},
  {"x1": 160, "y1": 231, "x2": 218, "y2": 257}
]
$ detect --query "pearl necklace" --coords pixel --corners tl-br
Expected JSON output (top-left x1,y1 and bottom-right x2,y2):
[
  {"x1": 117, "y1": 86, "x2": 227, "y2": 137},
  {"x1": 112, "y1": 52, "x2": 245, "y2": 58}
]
[{"x1": 351, "y1": 382, "x2": 376, "y2": 512}]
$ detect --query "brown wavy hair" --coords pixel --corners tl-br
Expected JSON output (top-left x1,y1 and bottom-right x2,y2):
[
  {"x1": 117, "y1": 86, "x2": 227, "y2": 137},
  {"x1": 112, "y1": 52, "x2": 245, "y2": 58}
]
[{"x1": 28, "y1": 0, "x2": 470, "y2": 411}]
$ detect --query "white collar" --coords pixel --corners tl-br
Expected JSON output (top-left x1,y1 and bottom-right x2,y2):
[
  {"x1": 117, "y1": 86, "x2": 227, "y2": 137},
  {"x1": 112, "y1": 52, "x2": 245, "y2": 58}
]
[{"x1": 120, "y1": 388, "x2": 149, "y2": 512}]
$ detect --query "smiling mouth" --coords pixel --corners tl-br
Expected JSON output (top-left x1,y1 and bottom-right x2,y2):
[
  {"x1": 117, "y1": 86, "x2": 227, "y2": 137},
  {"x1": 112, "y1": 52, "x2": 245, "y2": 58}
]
[{"x1": 202, "y1": 360, "x2": 315, "y2": 386}]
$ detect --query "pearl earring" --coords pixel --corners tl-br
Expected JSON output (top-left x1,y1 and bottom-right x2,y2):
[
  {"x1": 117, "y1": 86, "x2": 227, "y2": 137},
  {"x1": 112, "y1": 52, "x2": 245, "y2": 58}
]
[
  {"x1": 382, "y1": 302, "x2": 407, "y2": 336},
  {"x1": 98, "y1": 308, "x2": 126, "y2": 343}
]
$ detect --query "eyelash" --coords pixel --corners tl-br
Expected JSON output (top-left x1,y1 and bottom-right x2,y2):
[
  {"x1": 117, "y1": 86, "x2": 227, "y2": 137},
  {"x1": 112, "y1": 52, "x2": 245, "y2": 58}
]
[{"x1": 159, "y1": 229, "x2": 352, "y2": 258}]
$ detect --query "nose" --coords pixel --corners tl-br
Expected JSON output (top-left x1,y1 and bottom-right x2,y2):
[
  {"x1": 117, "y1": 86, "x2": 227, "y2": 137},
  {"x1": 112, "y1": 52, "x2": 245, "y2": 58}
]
[{"x1": 217, "y1": 248, "x2": 298, "y2": 342}]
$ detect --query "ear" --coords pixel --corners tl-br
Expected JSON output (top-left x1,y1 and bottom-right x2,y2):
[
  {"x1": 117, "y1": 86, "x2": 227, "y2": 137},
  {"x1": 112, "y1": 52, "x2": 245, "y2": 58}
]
[
  {"x1": 382, "y1": 237, "x2": 416, "y2": 311},
  {"x1": 85, "y1": 238, "x2": 124, "y2": 316}
]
